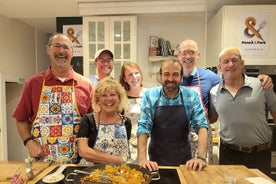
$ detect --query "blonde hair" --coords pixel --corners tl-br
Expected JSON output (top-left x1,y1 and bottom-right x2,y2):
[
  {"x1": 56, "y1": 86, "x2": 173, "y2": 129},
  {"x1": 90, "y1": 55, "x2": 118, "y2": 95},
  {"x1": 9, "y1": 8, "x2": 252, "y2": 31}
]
[
  {"x1": 93, "y1": 77, "x2": 128, "y2": 113},
  {"x1": 218, "y1": 46, "x2": 242, "y2": 62}
]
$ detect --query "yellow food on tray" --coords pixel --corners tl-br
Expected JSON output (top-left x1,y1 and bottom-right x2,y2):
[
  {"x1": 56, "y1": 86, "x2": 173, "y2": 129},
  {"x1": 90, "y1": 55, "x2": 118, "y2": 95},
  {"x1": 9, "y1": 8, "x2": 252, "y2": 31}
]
[{"x1": 80, "y1": 164, "x2": 149, "y2": 184}]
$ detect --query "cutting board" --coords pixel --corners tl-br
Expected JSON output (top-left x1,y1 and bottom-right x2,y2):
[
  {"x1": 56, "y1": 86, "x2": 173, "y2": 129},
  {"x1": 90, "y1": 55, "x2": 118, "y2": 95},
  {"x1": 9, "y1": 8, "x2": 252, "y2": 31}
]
[
  {"x1": 0, "y1": 161, "x2": 50, "y2": 182},
  {"x1": 179, "y1": 165, "x2": 274, "y2": 184}
]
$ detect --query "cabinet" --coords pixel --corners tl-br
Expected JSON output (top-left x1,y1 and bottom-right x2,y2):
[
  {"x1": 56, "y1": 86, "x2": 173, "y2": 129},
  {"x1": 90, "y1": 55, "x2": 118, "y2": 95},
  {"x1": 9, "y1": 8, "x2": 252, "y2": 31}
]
[{"x1": 83, "y1": 16, "x2": 137, "y2": 80}]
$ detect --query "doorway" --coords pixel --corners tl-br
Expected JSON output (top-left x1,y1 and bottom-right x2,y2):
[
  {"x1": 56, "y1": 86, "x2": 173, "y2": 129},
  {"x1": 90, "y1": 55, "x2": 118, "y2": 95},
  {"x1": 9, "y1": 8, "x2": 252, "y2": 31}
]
[
  {"x1": 0, "y1": 73, "x2": 27, "y2": 161},
  {"x1": 6, "y1": 82, "x2": 28, "y2": 160}
]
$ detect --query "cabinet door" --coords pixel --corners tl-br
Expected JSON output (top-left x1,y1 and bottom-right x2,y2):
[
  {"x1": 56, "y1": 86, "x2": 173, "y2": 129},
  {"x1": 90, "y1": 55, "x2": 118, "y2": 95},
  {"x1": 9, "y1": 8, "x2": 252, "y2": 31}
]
[
  {"x1": 83, "y1": 16, "x2": 137, "y2": 80},
  {"x1": 83, "y1": 16, "x2": 110, "y2": 77},
  {"x1": 109, "y1": 16, "x2": 137, "y2": 80}
]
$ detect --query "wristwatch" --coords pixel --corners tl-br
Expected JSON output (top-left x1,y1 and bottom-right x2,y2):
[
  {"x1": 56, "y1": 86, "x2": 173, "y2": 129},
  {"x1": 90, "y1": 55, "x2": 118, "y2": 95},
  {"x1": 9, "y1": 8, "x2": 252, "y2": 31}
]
[{"x1": 23, "y1": 136, "x2": 33, "y2": 146}]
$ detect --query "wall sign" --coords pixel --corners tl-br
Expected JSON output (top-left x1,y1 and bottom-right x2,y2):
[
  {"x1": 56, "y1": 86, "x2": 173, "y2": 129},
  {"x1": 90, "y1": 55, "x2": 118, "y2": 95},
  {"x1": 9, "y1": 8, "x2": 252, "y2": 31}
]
[
  {"x1": 239, "y1": 14, "x2": 269, "y2": 56},
  {"x1": 56, "y1": 17, "x2": 83, "y2": 75}
]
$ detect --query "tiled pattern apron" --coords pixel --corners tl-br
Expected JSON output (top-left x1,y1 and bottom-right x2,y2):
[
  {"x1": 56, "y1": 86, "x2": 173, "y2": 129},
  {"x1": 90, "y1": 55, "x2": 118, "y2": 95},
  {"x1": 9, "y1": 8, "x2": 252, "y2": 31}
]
[{"x1": 32, "y1": 80, "x2": 81, "y2": 164}]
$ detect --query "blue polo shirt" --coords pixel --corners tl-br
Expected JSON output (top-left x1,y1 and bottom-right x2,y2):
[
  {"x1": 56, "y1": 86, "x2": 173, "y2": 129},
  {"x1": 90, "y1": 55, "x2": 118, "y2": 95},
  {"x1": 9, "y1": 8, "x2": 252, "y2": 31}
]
[{"x1": 181, "y1": 67, "x2": 221, "y2": 110}]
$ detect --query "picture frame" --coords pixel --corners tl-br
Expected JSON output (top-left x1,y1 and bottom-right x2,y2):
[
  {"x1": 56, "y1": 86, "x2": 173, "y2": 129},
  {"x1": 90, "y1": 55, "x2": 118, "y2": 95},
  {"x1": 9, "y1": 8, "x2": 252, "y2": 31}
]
[
  {"x1": 56, "y1": 17, "x2": 83, "y2": 75},
  {"x1": 150, "y1": 36, "x2": 159, "y2": 48}
]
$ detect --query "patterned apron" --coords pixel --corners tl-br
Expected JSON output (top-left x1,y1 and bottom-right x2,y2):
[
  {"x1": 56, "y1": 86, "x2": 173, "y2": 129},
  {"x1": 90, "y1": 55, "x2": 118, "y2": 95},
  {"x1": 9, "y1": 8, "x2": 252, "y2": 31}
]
[
  {"x1": 93, "y1": 113, "x2": 129, "y2": 162},
  {"x1": 185, "y1": 70, "x2": 213, "y2": 164},
  {"x1": 32, "y1": 79, "x2": 81, "y2": 164},
  {"x1": 149, "y1": 91, "x2": 190, "y2": 166}
]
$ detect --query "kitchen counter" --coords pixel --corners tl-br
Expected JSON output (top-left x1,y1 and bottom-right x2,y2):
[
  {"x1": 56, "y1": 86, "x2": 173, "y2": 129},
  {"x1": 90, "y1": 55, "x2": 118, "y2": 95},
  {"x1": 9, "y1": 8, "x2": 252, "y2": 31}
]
[
  {"x1": 0, "y1": 161, "x2": 275, "y2": 184},
  {"x1": 179, "y1": 165, "x2": 275, "y2": 184}
]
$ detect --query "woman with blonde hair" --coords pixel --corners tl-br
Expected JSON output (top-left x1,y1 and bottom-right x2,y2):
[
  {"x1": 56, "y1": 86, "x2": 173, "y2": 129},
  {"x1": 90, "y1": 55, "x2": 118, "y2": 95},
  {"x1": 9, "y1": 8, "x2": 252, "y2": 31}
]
[{"x1": 77, "y1": 77, "x2": 131, "y2": 164}]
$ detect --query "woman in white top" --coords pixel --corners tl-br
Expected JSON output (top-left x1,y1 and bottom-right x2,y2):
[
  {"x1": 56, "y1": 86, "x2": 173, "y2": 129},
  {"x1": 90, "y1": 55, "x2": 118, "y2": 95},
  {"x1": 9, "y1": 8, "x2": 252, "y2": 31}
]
[{"x1": 119, "y1": 62, "x2": 146, "y2": 163}]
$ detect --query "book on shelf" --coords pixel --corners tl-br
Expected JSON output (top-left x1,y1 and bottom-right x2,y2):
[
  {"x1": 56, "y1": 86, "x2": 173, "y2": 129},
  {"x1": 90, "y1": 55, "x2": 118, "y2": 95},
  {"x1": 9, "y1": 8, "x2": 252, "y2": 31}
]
[
  {"x1": 149, "y1": 36, "x2": 174, "y2": 56},
  {"x1": 149, "y1": 47, "x2": 158, "y2": 56}
]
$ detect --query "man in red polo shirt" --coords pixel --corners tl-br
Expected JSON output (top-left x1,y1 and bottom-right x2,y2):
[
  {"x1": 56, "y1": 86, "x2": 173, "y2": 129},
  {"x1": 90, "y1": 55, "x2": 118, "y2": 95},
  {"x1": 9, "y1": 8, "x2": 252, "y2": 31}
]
[{"x1": 13, "y1": 32, "x2": 93, "y2": 164}]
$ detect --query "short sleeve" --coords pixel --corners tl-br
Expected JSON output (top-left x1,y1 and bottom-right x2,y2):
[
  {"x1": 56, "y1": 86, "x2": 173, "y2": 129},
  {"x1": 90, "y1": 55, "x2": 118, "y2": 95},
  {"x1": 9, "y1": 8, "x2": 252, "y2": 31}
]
[
  {"x1": 124, "y1": 117, "x2": 132, "y2": 140},
  {"x1": 77, "y1": 113, "x2": 97, "y2": 148}
]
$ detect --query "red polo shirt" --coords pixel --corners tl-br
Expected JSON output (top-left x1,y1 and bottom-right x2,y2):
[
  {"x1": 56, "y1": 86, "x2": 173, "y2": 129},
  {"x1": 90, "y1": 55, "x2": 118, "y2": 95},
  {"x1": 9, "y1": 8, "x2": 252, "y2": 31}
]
[{"x1": 13, "y1": 67, "x2": 93, "y2": 123}]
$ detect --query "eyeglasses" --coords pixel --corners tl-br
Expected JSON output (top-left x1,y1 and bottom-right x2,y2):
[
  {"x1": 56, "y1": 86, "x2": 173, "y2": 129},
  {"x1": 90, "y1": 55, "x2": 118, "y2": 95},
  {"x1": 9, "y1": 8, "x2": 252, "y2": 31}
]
[
  {"x1": 179, "y1": 50, "x2": 198, "y2": 56},
  {"x1": 97, "y1": 58, "x2": 114, "y2": 64},
  {"x1": 49, "y1": 43, "x2": 72, "y2": 51}
]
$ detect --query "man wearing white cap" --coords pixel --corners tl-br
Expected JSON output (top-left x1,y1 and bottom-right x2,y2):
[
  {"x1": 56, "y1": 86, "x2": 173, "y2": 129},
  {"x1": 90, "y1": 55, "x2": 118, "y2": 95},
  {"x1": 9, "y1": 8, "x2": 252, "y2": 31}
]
[{"x1": 88, "y1": 49, "x2": 114, "y2": 87}]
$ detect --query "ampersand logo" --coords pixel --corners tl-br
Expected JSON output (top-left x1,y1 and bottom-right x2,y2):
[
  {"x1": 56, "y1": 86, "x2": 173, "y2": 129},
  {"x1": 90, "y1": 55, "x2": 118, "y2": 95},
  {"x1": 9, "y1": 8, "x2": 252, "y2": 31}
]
[
  {"x1": 244, "y1": 17, "x2": 266, "y2": 41},
  {"x1": 66, "y1": 27, "x2": 82, "y2": 46}
]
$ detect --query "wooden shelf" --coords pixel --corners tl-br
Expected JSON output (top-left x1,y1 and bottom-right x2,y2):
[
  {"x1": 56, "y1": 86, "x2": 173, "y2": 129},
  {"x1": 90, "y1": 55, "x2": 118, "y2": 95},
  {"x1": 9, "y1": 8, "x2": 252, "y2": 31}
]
[{"x1": 148, "y1": 55, "x2": 176, "y2": 62}]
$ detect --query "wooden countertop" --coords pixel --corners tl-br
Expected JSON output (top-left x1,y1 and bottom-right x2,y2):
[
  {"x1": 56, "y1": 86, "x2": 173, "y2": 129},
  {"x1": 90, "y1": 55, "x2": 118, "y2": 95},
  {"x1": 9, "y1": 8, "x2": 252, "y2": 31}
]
[
  {"x1": 179, "y1": 164, "x2": 275, "y2": 184},
  {"x1": 0, "y1": 161, "x2": 275, "y2": 184}
]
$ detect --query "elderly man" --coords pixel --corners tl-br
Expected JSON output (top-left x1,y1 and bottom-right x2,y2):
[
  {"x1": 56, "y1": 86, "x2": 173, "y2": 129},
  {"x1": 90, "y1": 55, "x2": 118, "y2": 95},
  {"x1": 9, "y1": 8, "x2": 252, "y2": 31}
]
[
  {"x1": 178, "y1": 39, "x2": 274, "y2": 164},
  {"x1": 209, "y1": 46, "x2": 276, "y2": 177}
]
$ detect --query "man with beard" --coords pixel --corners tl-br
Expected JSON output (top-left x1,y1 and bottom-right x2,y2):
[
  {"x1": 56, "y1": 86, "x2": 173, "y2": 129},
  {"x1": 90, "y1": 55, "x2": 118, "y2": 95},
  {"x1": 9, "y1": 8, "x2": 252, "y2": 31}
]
[
  {"x1": 12, "y1": 33, "x2": 93, "y2": 164},
  {"x1": 88, "y1": 48, "x2": 114, "y2": 87},
  {"x1": 137, "y1": 59, "x2": 208, "y2": 171}
]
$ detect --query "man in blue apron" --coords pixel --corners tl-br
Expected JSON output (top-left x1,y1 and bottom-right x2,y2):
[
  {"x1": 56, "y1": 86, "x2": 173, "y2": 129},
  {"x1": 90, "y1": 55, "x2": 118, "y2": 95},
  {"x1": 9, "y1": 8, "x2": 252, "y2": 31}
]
[
  {"x1": 137, "y1": 59, "x2": 209, "y2": 171},
  {"x1": 13, "y1": 33, "x2": 93, "y2": 164}
]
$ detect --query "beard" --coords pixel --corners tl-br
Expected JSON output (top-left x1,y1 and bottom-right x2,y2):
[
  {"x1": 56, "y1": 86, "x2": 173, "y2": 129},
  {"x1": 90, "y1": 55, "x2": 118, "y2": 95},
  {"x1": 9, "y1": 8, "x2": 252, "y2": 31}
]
[
  {"x1": 54, "y1": 55, "x2": 68, "y2": 68},
  {"x1": 163, "y1": 80, "x2": 179, "y2": 93}
]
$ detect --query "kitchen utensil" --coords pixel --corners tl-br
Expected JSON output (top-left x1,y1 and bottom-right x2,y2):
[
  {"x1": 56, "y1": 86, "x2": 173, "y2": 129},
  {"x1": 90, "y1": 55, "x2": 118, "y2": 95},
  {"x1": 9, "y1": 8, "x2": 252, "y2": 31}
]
[
  {"x1": 65, "y1": 163, "x2": 160, "y2": 184},
  {"x1": 69, "y1": 169, "x2": 111, "y2": 183},
  {"x1": 0, "y1": 161, "x2": 51, "y2": 182},
  {"x1": 42, "y1": 165, "x2": 67, "y2": 183},
  {"x1": 25, "y1": 157, "x2": 34, "y2": 180}
]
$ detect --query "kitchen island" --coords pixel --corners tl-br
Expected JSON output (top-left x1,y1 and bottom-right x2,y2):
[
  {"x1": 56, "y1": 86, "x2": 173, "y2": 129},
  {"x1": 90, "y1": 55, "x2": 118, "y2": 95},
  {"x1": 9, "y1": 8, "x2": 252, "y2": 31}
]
[{"x1": 0, "y1": 161, "x2": 275, "y2": 183}]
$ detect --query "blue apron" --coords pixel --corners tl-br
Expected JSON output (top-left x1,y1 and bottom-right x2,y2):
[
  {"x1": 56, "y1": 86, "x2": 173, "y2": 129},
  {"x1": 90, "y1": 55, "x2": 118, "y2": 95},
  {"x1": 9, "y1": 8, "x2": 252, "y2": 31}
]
[{"x1": 149, "y1": 91, "x2": 191, "y2": 166}]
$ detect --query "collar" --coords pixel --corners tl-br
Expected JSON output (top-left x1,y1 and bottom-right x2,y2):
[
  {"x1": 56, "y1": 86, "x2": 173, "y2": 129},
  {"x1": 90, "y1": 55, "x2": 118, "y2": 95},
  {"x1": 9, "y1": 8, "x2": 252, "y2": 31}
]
[
  {"x1": 161, "y1": 87, "x2": 181, "y2": 99},
  {"x1": 44, "y1": 66, "x2": 76, "y2": 82},
  {"x1": 184, "y1": 67, "x2": 198, "y2": 79},
  {"x1": 190, "y1": 67, "x2": 198, "y2": 77},
  {"x1": 219, "y1": 73, "x2": 252, "y2": 92}
]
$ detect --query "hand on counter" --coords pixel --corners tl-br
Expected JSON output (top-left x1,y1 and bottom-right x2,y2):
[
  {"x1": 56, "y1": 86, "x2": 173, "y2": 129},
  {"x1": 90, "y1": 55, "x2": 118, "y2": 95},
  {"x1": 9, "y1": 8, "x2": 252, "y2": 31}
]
[
  {"x1": 185, "y1": 157, "x2": 206, "y2": 171},
  {"x1": 138, "y1": 159, "x2": 159, "y2": 172}
]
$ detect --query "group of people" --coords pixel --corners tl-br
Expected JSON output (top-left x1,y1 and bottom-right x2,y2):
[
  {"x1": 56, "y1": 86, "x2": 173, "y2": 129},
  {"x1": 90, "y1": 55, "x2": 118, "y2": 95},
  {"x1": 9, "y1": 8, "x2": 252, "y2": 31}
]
[{"x1": 11, "y1": 32, "x2": 276, "y2": 183}]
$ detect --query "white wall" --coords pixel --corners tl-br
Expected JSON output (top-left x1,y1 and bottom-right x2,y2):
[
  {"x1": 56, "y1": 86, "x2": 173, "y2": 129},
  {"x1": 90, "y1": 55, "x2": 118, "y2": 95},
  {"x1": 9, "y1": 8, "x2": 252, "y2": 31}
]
[
  {"x1": 136, "y1": 12, "x2": 207, "y2": 87},
  {"x1": 0, "y1": 16, "x2": 36, "y2": 77},
  {"x1": 36, "y1": 32, "x2": 51, "y2": 72},
  {"x1": 0, "y1": 15, "x2": 49, "y2": 160}
]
